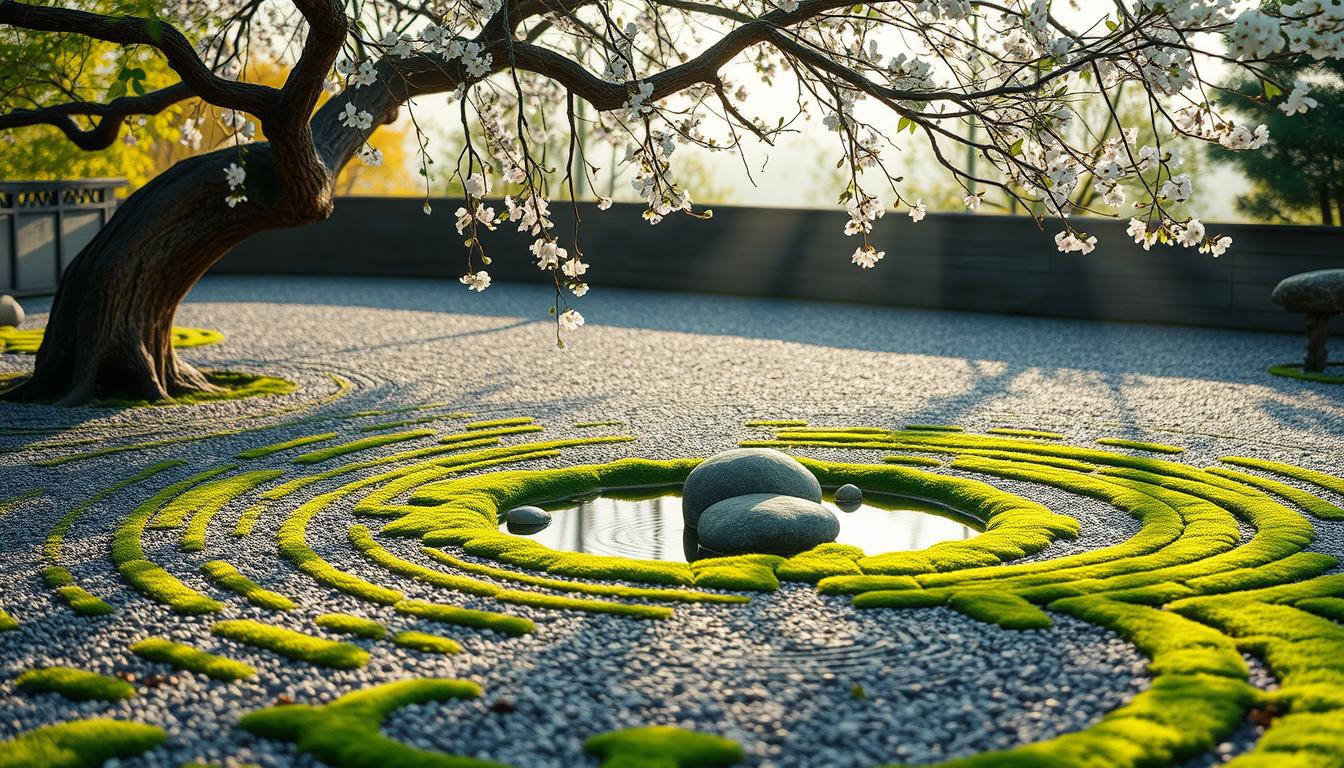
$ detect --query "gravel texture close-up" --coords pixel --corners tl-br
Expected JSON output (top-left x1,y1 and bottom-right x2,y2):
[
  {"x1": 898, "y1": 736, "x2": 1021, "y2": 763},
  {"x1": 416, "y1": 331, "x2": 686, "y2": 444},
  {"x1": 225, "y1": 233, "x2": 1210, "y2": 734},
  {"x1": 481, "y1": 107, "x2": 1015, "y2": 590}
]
[{"x1": 1, "y1": 275, "x2": 1341, "y2": 768}]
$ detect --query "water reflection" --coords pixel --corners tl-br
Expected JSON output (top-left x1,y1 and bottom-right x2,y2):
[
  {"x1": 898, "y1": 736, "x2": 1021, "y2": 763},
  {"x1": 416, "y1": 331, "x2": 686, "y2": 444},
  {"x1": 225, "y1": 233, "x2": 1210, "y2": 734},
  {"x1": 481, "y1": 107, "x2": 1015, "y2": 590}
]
[{"x1": 499, "y1": 492, "x2": 978, "y2": 562}]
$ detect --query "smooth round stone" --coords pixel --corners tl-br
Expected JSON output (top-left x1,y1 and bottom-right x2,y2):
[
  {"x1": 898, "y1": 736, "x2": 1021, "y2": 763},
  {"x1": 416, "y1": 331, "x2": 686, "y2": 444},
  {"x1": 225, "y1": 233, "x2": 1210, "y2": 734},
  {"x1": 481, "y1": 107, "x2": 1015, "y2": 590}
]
[
  {"x1": 682, "y1": 448, "x2": 822, "y2": 527},
  {"x1": 505, "y1": 505, "x2": 552, "y2": 534},
  {"x1": 1272, "y1": 269, "x2": 1344, "y2": 314},
  {"x1": 697, "y1": 493, "x2": 840, "y2": 557},
  {"x1": 0, "y1": 295, "x2": 23, "y2": 327},
  {"x1": 834, "y1": 483, "x2": 864, "y2": 512}
]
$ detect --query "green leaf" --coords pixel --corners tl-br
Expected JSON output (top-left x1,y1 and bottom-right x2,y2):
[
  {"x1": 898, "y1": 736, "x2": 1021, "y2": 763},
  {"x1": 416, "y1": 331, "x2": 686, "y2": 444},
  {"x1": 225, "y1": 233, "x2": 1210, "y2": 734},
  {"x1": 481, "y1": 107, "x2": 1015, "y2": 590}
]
[
  {"x1": 1010, "y1": 138, "x2": 1025, "y2": 156},
  {"x1": 107, "y1": 81, "x2": 127, "y2": 100},
  {"x1": 130, "y1": 78, "x2": 146, "y2": 96},
  {"x1": 1262, "y1": 80, "x2": 1283, "y2": 99}
]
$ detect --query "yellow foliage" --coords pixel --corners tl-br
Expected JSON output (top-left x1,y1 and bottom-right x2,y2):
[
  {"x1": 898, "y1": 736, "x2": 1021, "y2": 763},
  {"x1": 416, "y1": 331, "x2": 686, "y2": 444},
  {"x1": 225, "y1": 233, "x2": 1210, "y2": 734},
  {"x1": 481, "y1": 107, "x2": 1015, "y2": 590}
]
[{"x1": 0, "y1": 58, "x2": 419, "y2": 196}]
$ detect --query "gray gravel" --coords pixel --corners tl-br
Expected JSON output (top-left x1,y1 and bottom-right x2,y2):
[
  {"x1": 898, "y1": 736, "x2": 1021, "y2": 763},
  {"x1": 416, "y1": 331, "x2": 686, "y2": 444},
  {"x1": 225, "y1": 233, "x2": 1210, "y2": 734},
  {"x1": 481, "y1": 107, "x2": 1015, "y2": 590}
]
[{"x1": 1, "y1": 275, "x2": 1342, "y2": 767}]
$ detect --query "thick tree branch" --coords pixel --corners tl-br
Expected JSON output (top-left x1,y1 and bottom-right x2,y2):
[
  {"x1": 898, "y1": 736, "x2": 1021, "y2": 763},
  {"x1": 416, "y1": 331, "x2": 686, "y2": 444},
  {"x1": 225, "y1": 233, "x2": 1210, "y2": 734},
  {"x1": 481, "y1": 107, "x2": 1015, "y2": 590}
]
[
  {"x1": 276, "y1": 0, "x2": 348, "y2": 128},
  {"x1": 0, "y1": 82, "x2": 194, "y2": 150},
  {"x1": 0, "y1": 0, "x2": 277, "y2": 116}
]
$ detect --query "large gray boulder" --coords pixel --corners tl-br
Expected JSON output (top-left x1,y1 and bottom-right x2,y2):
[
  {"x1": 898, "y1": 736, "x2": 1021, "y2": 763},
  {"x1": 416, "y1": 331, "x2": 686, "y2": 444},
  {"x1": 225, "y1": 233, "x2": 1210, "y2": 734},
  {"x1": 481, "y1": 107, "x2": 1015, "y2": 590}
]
[
  {"x1": 1272, "y1": 270, "x2": 1344, "y2": 372},
  {"x1": 0, "y1": 295, "x2": 22, "y2": 327},
  {"x1": 697, "y1": 493, "x2": 840, "y2": 557},
  {"x1": 681, "y1": 448, "x2": 822, "y2": 527}
]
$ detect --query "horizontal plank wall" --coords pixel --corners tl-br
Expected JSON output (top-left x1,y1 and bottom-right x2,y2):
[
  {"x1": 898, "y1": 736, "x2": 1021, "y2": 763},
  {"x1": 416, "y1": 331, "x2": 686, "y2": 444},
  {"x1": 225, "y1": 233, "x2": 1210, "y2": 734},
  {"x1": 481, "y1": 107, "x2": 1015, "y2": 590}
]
[{"x1": 216, "y1": 198, "x2": 1344, "y2": 335}]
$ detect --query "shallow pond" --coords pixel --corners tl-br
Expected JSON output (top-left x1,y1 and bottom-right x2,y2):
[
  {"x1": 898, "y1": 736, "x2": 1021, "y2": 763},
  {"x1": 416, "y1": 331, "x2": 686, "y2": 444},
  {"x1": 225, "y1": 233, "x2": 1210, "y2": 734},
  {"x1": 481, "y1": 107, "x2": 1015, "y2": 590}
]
[{"x1": 499, "y1": 490, "x2": 980, "y2": 562}]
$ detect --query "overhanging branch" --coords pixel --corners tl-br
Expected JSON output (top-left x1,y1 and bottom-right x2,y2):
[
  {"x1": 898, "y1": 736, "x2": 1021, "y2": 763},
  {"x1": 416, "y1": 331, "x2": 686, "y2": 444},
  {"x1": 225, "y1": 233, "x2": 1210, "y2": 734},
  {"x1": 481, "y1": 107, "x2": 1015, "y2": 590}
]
[
  {"x1": 0, "y1": 1, "x2": 277, "y2": 116},
  {"x1": 0, "y1": 82, "x2": 195, "y2": 150}
]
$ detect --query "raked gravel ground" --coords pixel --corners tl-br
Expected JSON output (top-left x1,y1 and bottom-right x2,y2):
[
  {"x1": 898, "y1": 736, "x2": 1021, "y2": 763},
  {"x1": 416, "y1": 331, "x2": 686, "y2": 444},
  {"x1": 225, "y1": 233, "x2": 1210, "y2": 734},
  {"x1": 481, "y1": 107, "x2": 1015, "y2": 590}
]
[{"x1": 1, "y1": 275, "x2": 1342, "y2": 768}]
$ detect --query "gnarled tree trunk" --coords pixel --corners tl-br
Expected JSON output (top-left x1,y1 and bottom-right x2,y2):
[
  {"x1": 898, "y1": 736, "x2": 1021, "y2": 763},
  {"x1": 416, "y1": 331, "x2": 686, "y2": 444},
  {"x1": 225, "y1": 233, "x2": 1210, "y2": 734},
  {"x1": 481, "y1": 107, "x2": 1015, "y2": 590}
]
[{"x1": 6, "y1": 139, "x2": 334, "y2": 405}]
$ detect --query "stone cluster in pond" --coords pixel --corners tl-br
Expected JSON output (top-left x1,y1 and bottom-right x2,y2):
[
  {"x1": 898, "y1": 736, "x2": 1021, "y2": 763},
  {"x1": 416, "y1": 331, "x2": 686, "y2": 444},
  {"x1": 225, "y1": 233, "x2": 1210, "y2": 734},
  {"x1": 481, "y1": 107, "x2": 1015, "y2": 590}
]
[{"x1": 682, "y1": 448, "x2": 839, "y2": 557}]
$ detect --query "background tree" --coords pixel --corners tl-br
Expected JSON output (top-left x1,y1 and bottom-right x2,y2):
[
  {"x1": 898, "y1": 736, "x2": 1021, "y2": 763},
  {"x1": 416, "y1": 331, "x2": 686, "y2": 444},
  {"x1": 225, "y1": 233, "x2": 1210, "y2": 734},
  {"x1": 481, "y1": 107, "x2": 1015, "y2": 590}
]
[
  {"x1": 1209, "y1": 58, "x2": 1344, "y2": 225},
  {"x1": 1, "y1": 0, "x2": 1340, "y2": 404}
]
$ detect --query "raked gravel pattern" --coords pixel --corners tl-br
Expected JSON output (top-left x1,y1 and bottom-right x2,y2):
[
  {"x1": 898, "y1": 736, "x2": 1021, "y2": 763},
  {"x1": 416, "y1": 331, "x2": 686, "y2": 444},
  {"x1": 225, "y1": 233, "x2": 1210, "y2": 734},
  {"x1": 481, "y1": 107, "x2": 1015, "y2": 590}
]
[{"x1": 1, "y1": 275, "x2": 1342, "y2": 768}]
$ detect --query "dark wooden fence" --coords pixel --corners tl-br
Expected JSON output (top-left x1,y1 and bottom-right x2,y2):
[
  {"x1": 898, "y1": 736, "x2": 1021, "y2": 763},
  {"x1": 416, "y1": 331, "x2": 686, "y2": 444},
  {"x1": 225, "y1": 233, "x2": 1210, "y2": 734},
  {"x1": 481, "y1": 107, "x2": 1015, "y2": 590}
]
[{"x1": 217, "y1": 197, "x2": 1344, "y2": 335}]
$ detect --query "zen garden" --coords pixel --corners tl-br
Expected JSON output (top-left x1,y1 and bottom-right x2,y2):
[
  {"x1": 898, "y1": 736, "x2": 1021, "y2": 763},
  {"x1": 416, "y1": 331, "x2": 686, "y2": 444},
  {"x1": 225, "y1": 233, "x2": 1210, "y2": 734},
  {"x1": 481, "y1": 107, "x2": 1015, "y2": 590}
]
[{"x1": 4, "y1": 2, "x2": 1344, "y2": 768}]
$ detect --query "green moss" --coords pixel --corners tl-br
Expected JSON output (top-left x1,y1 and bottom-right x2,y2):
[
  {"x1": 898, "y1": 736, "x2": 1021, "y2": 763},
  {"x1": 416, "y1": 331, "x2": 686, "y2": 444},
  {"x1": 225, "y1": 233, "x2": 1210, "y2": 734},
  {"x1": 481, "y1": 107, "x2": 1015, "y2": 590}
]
[
  {"x1": 465, "y1": 417, "x2": 536, "y2": 430},
  {"x1": 881, "y1": 455, "x2": 944, "y2": 467},
  {"x1": 201, "y1": 561, "x2": 295, "y2": 610},
  {"x1": 108, "y1": 466, "x2": 236, "y2": 614},
  {"x1": 233, "y1": 503, "x2": 269, "y2": 536},
  {"x1": 393, "y1": 599, "x2": 535, "y2": 636},
  {"x1": 584, "y1": 725, "x2": 744, "y2": 768},
  {"x1": 500, "y1": 590, "x2": 674, "y2": 619},
  {"x1": 358, "y1": 412, "x2": 476, "y2": 432},
  {"x1": 1267, "y1": 362, "x2": 1344, "y2": 383},
  {"x1": 422, "y1": 549, "x2": 748, "y2": 605},
  {"x1": 0, "y1": 325, "x2": 221, "y2": 354},
  {"x1": 575, "y1": 420, "x2": 627, "y2": 428},
  {"x1": 1206, "y1": 466, "x2": 1344, "y2": 520},
  {"x1": 34, "y1": 373, "x2": 351, "y2": 465},
  {"x1": 130, "y1": 638, "x2": 255, "y2": 681},
  {"x1": 852, "y1": 589, "x2": 949, "y2": 609},
  {"x1": 690, "y1": 555, "x2": 782, "y2": 592},
  {"x1": 212, "y1": 620, "x2": 369, "y2": 669},
  {"x1": 0, "y1": 607, "x2": 16, "y2": 632},
  {"x1": 240, "y1": 678, "x2": 502, "y2": 768},
  {"x1": 43, "y1": 568, "x2": 114, "y2": 616},
  {"x1": 171, "y1": 471, "x2": 285, "y2": 551},
  {"x1": 1220, "y1": 456, "x2": 1344, "y2": 510},
  {"x1": 0, "y1": 488, "x2": 43, "y2": 517},
  {"x1": 315, "y1": 613, "x2": 387, "y2": 640},
  {"x1": 119, "y1": 560, "x2": 225, "y2": 615},
  {"x1": 906, "y1": 424, "x2": 964, "y2": 432},
  {"x1": 292, "y1": 429, "x2": 437, "y2": 464},
  {"x1": 947, "y1": 592, "x2": 1053, "y2": 630},
  {"x1": 1095, "y1": 437, "x2": 1186, "y2": 454},
  {"x1": 986, "y1": 428, "x2": 1066, "y2": 440},
  {"x1": 391, "y1": 631, "x2": 461, "y2": 654},
  {"x1": 93, "y1": 371, "x2": 295, "y2": 408},
  {"x1": 262, "y1": 438, "x2": 503, "y2": 500},
  {"x1": 1294, "y1": 597, "x2": 1344, "y2": 622},
  {"x1": 349, "y1": 525, "x2": 501, "y2": 597},
  {"x1": 0, "y1": 718, "x2": 165, "y2": 767},
  {"x1": 45, "y1": 459, "x2": 183, "y2": 564},
  {"x1": 15, "y1": 667, "x2": 136, "y2": 701},
  {"x1": 236, "y1": 433, "x2": 338, "y2": 460}
]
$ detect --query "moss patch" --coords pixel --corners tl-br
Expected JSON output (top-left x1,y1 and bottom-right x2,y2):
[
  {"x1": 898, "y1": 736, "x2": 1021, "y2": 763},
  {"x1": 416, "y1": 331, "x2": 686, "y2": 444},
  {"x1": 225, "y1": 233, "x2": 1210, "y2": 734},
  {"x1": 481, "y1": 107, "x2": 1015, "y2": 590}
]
[
  {"x1": 97, "y1": 371, "x2": 296, "y2": 408},
  {"x1": 240, "y1": 678, "x2": 503, "y2": 768},
  {"x1": 130, "y1": 638, "x2": 255, "y2": 681},
  {"x1": 212, "y1": 620, "x2": 368, "y2": 669},
  {"x1": 391, "y1": 631, "x2": 461, "y2": 654},
  {"x1": 584, "y1": 725, "x2": 744, "y2": 768},
  {"x1": 315, "y1": 613, "x2": 387, "y2": 640},
  {"x1": 15, "y1": 667, "x2": 136, "y2": 702},
  {"x1": 0, "y1": 718, "x2": 165, "y2": 767},
  {"x1": 202, "y1": 561, "x2": 296, "y2": 610},
  {"x1": 1095, "y1": 437, "x2": 1186, "y2": 454},
  {"x1": 1268, "y1": 362, "x2": 1344, "y2": 383}
]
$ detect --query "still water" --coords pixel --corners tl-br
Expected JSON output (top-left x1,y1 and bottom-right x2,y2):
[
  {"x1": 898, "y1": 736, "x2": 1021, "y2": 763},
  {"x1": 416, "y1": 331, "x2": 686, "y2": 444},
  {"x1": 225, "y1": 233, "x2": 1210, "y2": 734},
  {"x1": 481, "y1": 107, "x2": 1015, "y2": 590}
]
[{"x1": 499, "y1": 491, "x2": 979, "y2": 562}]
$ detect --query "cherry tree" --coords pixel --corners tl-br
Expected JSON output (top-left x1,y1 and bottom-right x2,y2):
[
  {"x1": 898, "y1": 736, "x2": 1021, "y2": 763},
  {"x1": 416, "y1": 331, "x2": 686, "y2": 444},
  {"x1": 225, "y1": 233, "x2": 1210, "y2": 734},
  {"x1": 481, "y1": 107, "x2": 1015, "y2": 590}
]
[{"x1": 0, "y1": 0, "x2": 1337, "y2": 403}]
